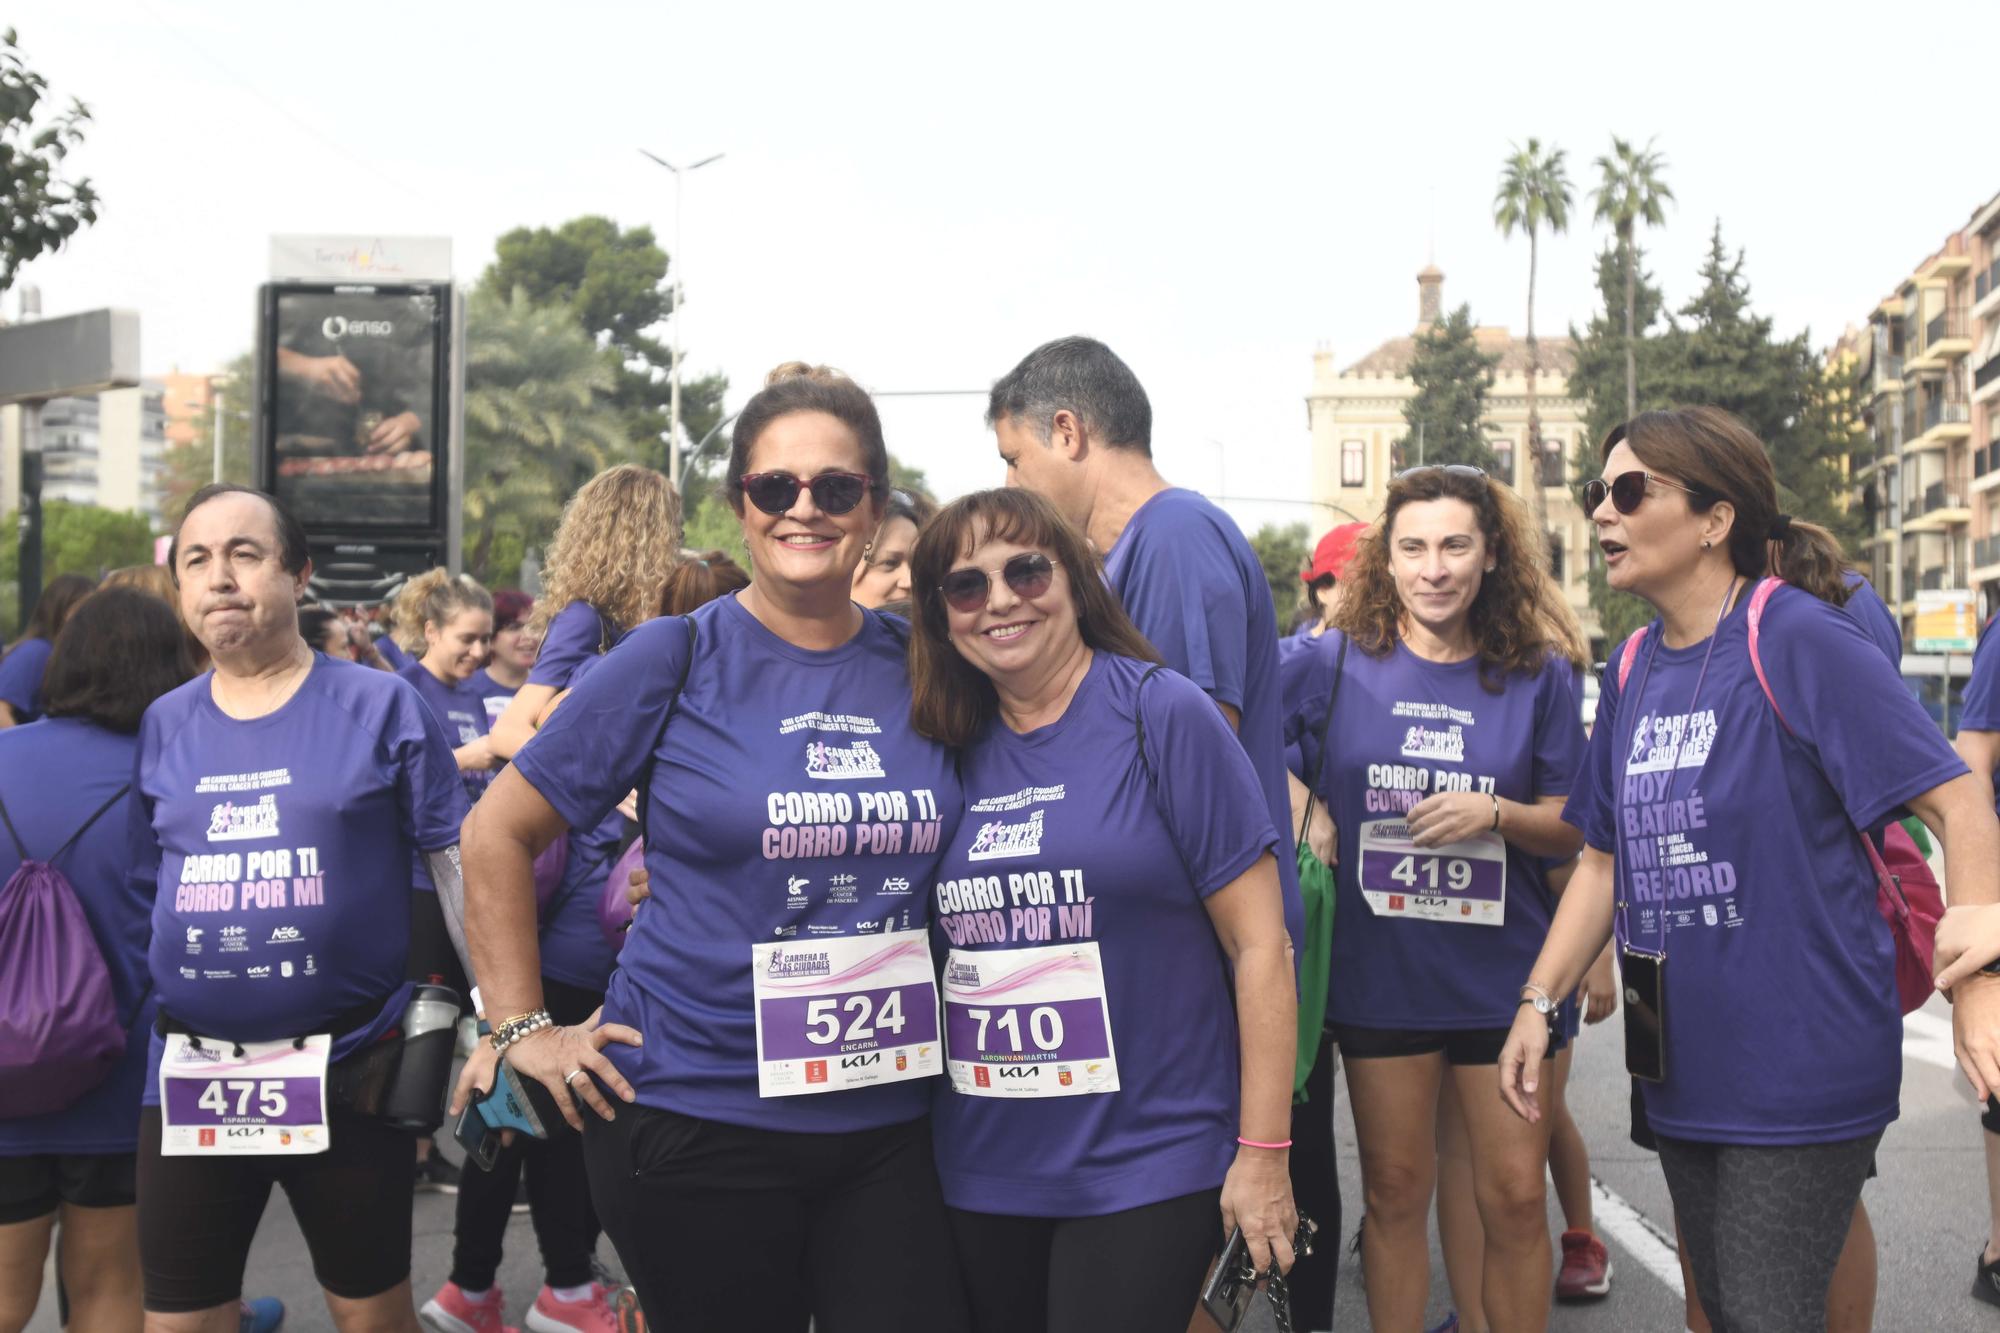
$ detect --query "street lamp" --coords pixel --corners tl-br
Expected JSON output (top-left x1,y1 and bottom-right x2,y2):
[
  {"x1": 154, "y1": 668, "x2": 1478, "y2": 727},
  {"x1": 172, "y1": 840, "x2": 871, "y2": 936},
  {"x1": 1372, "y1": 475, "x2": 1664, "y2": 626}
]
[{"x1": 639, "y1": 148, "x2": 725, "y2": 487}]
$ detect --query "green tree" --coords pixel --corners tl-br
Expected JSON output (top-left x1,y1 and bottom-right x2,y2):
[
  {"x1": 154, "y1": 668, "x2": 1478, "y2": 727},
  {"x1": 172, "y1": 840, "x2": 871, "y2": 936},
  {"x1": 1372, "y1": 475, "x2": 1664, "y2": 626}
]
[
  {"x1": 1249, "y1": 521, "x2": 1311, "y2": 632},
  {"x1": 1567, "y1": 245, "x2": 1670, "y2": 642},
  {"x1": 160, "y1": 353, "x2": 255, "y2": 519},
  {"x1": 681, "y1": 492, "x2": 750, "y2": 568},
  {"x1": 480, "y1": 216, "x2": 727, "y2": 481},
  {"x1": 1398, "y1": 305, "x2": 1500, "y2": 472},
  {"x1": 1494, "y1": 138, "x2": 1573, "y2": 538},
  {"x1": 1590, "y1": 137, "x2": 1674, "y2": 421},
  {"x1": 461, "y1": 285, "x2": 633, "y2": 584},
  {"x1": 0, "y1": 28, "x2": 98, "y2": 295},
  {"x1": 0, "y1": 500, "x2": 152, "y2": 623}
]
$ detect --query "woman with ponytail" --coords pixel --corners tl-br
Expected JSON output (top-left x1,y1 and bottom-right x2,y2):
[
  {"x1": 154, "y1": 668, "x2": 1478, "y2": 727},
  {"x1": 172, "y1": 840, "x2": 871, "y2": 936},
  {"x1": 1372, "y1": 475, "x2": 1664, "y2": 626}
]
[{"x1": 1499, "y1": 406, "x2": 2000, "y2": 1331}]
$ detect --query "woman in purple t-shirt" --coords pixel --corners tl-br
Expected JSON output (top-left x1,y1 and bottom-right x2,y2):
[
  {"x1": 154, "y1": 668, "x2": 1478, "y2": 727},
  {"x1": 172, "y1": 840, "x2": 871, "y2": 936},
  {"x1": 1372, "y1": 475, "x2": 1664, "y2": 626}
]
[
  {"x1": 486, "y1": 465, "x2": 682, "y2": 763},
  {"x1": 459, "y1": 364, "x2": 970, "y2": 1333},
  {"x1": 1499, "y1": 407, "x2": 2000, "y2": 1331},
  {"x1": 906, "y1": 489, "x2": 1299, "y2": 1333},
  {"x1": 1288, "y1": 464, "x2": 1587, "y2": 1332}
]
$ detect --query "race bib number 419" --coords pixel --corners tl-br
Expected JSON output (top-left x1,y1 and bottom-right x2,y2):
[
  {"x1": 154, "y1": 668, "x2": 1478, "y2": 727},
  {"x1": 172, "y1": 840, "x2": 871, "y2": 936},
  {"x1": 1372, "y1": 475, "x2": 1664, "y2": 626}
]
[{"x1": 1357, "y1": 818, "x2": 1507, "y2": 926}]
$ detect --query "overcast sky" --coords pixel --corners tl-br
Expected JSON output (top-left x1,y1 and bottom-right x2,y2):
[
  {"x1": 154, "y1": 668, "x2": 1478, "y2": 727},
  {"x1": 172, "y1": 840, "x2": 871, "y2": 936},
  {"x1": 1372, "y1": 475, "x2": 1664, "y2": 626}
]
[{"x1": 9, "y1": 0, "x2": 1991, "y2": 536}]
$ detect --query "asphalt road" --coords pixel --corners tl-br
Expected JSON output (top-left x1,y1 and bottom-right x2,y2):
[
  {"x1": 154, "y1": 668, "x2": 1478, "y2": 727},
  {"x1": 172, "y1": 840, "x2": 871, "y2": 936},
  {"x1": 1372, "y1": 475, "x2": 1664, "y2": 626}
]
[{"x1": 23, "y1": 989, "x2": 2000, "y2": 1330}]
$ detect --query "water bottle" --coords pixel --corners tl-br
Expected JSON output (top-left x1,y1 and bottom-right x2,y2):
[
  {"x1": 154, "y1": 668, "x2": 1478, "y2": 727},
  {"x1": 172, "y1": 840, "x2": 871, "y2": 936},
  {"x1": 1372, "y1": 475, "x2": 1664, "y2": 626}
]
[{"x1": 380, "y1": 983, "x2": 462, "y2": 1134}]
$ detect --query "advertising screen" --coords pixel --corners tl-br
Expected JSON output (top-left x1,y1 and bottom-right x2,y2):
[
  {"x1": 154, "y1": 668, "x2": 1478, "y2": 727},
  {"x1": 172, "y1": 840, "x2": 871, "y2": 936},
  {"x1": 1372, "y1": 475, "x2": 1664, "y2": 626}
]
[{"x1": 266, "y1": 285, "x2": 444, "y2": 529}]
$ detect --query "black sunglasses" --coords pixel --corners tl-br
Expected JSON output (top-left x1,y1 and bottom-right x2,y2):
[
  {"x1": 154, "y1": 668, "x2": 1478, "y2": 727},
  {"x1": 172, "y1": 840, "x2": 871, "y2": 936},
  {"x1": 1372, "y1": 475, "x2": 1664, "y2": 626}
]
[
  {"x1": 1394, "y1": 464, "x2": 1487, "y2": 481},
  {"x1": 938, "y1": 553, "x2": 1058, "y2": 613},
  {"x1": 739, "y1": 471, "x2": 875, "y2": 516},
  {"x1": 1582, "y1": 471, "x2": 1705, "y2": 515}
]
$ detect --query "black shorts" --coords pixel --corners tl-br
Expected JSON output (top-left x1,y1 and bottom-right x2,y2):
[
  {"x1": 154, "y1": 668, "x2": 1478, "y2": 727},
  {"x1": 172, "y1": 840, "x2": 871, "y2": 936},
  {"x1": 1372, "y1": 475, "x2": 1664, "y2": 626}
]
[
  {"x1": 0, "y1": 1151, "x2": 136, "y2": 1223},
  {"x1": 137, "y1": 1105, "x2": 416, "y2": 1312},
  {"x1": 1331, "y1": 1022, "x2": 1530, "y2": 1066},
  {"x1": 1983, "y1": 1095, "x2": 2000, "y2": 1137},
  {"x1": 407, "y1": 888, "x2": 470, "y2": 997}
]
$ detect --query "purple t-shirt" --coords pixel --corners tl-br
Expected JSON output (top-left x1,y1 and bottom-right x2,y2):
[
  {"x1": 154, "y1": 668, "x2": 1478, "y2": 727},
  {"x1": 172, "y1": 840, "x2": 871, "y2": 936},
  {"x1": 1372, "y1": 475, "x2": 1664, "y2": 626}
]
[
  {"x1": 1569, "y1": 585, "x2": 1965, "y2": 1144},
  {"x1": 1100, "y1": 488, "x2": 1305, "y2": 966},
  {"x1": 527, "y1": 602, "x2": 617, "y2": 690},
  {"x1": 0, "y1": 719, "x2": 156, "y2": 1155},
  {"x1": 1288, "y1": 634, "x2": 1584, "y2": 1028},
  {"x1": 132, "y1": 656, "x2": 468, "y2": 1064},
  {"x1": 1842, "y1": 572, "x2": 1903, "y2": 667},
  {"x1": 512, "y1": 595, "x2": 962, "y2": 1133},
  {"x1": 539, "y1": 808, "x2": 621, "y2": 992},
  {"x1": 373, "y1": 635, "x2": 414, "y2": 673},
  {"x1": 1962, "y1": 615, "x2": 2000, "y2": 817},
  {"x1": 469, "y1": 667, "x2": 517, "y2": 726},
  {"x1": 0, "y1": 636, "x2": 54, "y2": 722},
  {"x1": 930, "y1": 653, "x2": 1278, "y2": 1216},
  {"x1": 397, "y1": 662, "x2": 493, "y2": 806}
]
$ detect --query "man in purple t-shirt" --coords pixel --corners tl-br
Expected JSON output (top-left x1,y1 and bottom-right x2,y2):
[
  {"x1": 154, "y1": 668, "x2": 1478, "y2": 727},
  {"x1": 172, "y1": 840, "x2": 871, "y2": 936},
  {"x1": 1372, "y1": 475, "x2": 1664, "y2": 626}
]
[{"x1": 136, "y1": 484, "x2": 468, "y2": 1333}]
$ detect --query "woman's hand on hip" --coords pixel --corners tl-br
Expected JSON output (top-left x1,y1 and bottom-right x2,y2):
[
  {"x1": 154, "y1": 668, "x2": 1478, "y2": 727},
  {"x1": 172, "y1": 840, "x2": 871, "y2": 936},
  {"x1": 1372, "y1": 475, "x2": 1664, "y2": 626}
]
[{"x1": 503, "y1": 1010, "x2": 643, "y2": 1132}]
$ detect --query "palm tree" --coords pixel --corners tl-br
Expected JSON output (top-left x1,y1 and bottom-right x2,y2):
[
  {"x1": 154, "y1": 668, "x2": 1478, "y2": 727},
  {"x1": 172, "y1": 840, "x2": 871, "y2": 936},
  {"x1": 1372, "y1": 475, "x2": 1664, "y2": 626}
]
[
  {"x1": 1590, "y1": 136, "x2": 1674, "y2": 420},
  {"x1": 1494, "y1": 138, "x2": 1573, "y2": 542},
  {"x1": 462, "y1": 285, "x2": 632, "y2": 579}
]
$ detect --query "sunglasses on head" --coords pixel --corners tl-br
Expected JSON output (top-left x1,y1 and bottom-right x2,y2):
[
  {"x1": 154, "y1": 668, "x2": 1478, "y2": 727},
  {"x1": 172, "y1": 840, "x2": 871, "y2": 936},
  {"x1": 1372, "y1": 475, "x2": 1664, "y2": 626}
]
[
  {"x1": 739, "y1": 471, "x2": 875, "y2": 516},
  {"x1": 938, "y1": 552, "x2": 1058, "y2": 613},
  {"x1": 1582, "y1": 470, "x2": 1705, "y2": 515},
  {"x1": 1394, "y1": 463, "x2": 1487, "y2": 481}
]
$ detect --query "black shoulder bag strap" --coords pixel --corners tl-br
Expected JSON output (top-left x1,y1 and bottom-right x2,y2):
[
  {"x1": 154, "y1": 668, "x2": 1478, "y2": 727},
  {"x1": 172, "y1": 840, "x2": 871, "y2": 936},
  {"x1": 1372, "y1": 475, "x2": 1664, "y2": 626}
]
[
  {"x1": 635, "y1": 615, "x2": 699, "y2": 847},
  {"x1": 1131, "y1": 665, "x2": 1168, "y2": 790},
  {"x1": 1298, "y1": 634, "x2": 1348, "y2": 845}
]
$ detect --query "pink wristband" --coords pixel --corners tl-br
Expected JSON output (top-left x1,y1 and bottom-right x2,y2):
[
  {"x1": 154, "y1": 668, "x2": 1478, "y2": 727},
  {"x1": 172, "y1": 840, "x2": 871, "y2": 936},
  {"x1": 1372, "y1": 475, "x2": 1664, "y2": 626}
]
[{"x1": 1236, "y1": 1136, "x2": 1292, "y2": 1150}]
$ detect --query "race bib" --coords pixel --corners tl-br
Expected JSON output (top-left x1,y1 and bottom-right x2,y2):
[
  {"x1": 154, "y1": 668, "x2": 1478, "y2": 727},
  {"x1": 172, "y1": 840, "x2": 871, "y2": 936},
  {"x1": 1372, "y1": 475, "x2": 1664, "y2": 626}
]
[
  {"x1": 1357, "y1": 818, "x2": 1507, "y2": 926},
  {"x1": 751, "y1": 930, "x2": 942, "y2": 1097},
  {"x1": 942, "y1": 943, "x2": 1119, "y2": 1098},
  {"x1": 158, "y1": 1033, "x2": 331, "y2": 1156}
]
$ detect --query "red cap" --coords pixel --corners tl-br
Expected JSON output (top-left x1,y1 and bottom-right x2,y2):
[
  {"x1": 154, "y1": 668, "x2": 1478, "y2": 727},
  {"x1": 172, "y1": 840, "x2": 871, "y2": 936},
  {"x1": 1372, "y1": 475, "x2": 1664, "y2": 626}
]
[{"x1": 1302, "y1": 523, "x2": 1367, "y2": 583}]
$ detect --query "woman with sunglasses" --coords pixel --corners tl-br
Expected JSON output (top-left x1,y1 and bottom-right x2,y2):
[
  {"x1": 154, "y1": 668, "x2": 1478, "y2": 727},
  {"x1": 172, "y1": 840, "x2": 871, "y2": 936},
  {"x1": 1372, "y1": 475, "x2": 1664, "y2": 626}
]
[
  {"x1": 1498, "y1": 407, "x2": 2000, "y2": 1332},
  {"x1": 459, "y1": 363, "x2": 969, "y2": 1333},
  {"x1": 1284, "y1": 462, "x2": 1587, "y2": 1333},
  {"x1": 486, "y1": 465, "x2": 682, "y2": 762},
  {"x1": 906, "y1": 488, "x2": 1297, "y2": 1333}
]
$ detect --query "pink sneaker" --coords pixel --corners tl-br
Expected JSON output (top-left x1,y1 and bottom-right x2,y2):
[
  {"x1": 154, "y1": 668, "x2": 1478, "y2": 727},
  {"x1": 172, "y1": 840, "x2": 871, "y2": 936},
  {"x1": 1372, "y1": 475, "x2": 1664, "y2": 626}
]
[
  {"x1": 1555, "y1": 1228, "x2": 1613, "y2": 1301},
  {"x1": 525, "y1": 1284, "x2": 619, "y2": 1333},
  {"x1": 421, "y1": 1282, "x2": 517, "y2": 1333}
]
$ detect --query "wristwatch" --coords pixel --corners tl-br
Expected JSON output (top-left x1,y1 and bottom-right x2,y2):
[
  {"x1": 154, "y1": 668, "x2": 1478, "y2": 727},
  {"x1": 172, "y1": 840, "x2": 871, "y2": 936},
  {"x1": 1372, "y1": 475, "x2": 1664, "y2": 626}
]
[{"x1": 1519, "y1": 983, "x2": 1556, "y2": 1015}]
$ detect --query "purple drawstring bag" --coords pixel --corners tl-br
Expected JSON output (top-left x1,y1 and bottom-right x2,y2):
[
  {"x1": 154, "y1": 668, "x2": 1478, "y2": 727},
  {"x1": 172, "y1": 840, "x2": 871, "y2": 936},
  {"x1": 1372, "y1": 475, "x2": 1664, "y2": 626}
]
[
  {"x1": 0, "y1": 789, "x2": 132, "y2": 1119},
  {"x1": 597, "y1": 838, "x2": 644, "y2": 950}
]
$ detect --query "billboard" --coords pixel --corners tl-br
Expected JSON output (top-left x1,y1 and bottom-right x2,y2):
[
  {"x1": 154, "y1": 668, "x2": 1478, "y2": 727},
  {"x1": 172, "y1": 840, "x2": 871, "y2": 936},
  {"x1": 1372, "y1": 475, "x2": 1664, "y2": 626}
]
[
  {"x1": 259, "y1": 283, "x2": 448, "y2": 532},
  {"x1": 1914, "y1": 588, "x2": 1979, "y2": 654}
]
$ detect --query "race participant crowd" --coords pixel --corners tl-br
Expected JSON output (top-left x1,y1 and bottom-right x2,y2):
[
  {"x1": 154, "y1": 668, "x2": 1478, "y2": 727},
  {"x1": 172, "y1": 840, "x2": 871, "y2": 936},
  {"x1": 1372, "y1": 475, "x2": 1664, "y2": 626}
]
[{"x1": 5, "y1": 337, "x2": 2000, "y2": 1333}]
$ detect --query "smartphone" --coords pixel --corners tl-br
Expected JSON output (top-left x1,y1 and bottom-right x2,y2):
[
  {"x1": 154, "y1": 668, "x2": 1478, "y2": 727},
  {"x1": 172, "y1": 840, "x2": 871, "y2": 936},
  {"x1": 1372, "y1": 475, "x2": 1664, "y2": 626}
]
[
  {"x1": 1621, "y1": 948, "x2": 1666, "y2": 1083},
  {"x1": 1199, "y1": 1226, "x2": 1257, "y2": 1333},
  {"x1": 452, "y1": 1101, "x2": 500, "y2": 1172}
]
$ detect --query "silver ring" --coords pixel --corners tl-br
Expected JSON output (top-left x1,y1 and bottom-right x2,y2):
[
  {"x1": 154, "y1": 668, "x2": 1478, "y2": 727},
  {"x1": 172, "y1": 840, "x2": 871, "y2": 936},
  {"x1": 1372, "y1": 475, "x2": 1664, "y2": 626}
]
[{"x1": 563, "y1": 1069, "x2": 584, "y2": 1086}]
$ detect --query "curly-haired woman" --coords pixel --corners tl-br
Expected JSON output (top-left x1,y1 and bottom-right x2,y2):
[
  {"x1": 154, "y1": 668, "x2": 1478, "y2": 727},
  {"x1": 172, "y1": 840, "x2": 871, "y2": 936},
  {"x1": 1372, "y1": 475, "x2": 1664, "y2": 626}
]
[
  {"x1": 1284, "y1": 463, "x2": 1587, "y2": 1332},
  {"x1": 487, "y1": 464, "x2": 682, "y2": 760}
]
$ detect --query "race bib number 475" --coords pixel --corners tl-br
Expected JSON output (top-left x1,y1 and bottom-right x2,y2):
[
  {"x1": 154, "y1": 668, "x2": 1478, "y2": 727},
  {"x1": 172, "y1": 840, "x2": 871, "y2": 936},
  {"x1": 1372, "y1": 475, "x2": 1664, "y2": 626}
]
[{"x1": 158, "y1": 1033, "x2": 331, "y2": 1155}]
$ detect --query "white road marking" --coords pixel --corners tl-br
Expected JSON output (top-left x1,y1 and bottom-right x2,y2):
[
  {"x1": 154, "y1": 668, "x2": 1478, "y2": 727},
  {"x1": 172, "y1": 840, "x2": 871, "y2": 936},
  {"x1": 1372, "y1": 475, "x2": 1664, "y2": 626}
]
[
  {"x1": 1590, "y1": 1175, "x2": 1684, "y2": 1298},
  {"x1": 1904, "y1": 1010, "x2": 1960, "y2": 1072}
]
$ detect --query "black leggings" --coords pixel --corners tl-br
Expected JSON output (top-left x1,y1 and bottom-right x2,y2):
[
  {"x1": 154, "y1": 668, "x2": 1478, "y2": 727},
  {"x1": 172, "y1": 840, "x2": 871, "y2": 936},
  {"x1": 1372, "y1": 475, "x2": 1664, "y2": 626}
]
[
  {"x1": 1655, "y1": 1130, "x2": 1883, "y2": 1333},
  {"x1": 450, "y1": 978, "x2": 603, "y2": 1292},
  {"x1": 1287, "y1": 1028, "x2": 1342, "y2": 1329},
  {"x1": 582, "y1": 1104, "x2": 967, "y2": 1333},
  {"x1": 947, "y1": 1187, "x2": 1223, "y2": 1333}
]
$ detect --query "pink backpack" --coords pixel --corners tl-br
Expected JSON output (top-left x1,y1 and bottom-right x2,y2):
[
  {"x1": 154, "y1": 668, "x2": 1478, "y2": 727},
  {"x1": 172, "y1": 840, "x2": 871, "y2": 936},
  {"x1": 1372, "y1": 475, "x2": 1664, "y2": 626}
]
[{"x1": 1617, "y1": 577, "x2": 1942, "y2": 1015}]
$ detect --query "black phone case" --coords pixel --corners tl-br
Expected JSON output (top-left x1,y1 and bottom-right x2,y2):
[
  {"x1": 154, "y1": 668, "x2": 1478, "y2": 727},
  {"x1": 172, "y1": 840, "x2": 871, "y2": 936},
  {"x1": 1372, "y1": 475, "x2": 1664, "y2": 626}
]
[
  {"x1": 1199, "y1": 1226, "x2": 1256, "y2": 1332},
  {"x1": 453, "y1": 1102, "x2": 501, "y2": 1172},
  {"x1": 1622, "y1": 950, "x2": 1666, "y2": 1083}
]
